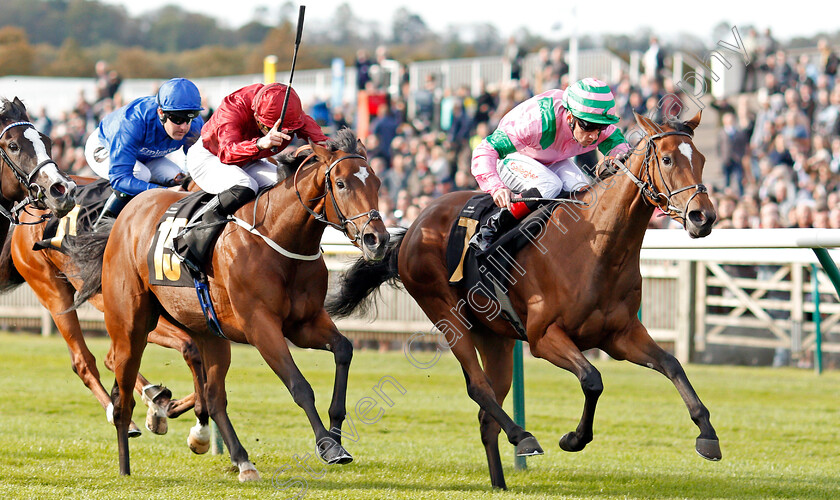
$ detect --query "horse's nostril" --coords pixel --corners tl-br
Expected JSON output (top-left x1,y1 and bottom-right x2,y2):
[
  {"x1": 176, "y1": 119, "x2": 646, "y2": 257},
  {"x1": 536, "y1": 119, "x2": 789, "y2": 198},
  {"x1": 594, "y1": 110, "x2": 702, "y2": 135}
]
[
  {"x1": 688, "y1": 210, "x2": 706, "y2": 225},
  {"x1": 50, "y1": 184, "x2": 66, "y2": 197},
  {"x1": 363, "y1": 233, "x2": 377, "y2": 248}
]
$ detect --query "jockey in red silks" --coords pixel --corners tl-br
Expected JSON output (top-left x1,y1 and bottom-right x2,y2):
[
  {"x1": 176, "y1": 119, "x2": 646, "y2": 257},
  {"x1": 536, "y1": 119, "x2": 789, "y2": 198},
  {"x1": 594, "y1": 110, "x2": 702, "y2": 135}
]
[
  {"x1": 469, "y1": 78, "x2": 632, "y2": 251},
  {"x1": 176, "y1": 82, "x2": 328, "y2": 264}
]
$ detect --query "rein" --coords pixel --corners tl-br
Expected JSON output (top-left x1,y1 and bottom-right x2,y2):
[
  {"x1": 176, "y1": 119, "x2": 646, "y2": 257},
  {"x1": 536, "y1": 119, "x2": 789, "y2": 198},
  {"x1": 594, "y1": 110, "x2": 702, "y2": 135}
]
[
  {"x1": 0, "y1": 120, "x2": 58, "y2": 223},
  {"x1": 611, "y1": 131, "x2": 707, "y2": 224},
  {"x1": 293, "y1": 147, "x2": 382, "y2": 246}
]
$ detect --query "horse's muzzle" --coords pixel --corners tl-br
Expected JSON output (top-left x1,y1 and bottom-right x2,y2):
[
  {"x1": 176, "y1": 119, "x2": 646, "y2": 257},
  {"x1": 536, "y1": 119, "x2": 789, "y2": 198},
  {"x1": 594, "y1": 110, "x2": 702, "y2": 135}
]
[
  {"x1": 687, "y1": 209, "x2": 716, "y2": 238},
  {"x1": 362, "y1": 228, "x2": 390, "y2": 261}
]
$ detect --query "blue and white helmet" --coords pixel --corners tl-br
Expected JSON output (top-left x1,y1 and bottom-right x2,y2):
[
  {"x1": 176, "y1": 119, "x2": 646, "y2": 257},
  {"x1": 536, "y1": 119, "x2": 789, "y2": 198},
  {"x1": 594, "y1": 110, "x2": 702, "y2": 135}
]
[{"x1": 156, "y1": 78, "x2": 203, "y2": 118}]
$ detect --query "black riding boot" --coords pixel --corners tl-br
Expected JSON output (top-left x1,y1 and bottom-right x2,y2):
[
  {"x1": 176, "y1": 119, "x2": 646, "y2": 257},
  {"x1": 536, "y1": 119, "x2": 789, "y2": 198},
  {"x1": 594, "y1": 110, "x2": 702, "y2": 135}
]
[
  {"x1": 176, "y1": 185, "x2": 255, "y2": 266},
  {"x1": 468, "y1": 209, "x2": 517, "y2": 253},
  {"x1": 468, "y1": 187, "x2": 543, "y2": 253},
  {"x1": 93, "y1": 190, "x2": 132, "y2": 231}
]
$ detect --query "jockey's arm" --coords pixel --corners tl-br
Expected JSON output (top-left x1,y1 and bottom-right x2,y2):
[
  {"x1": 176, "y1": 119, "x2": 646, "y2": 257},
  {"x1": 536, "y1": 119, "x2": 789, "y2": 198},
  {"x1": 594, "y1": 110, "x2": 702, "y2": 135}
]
[
  {"x1": 597, "y1": 125, "x2": 632, "y2": 159},
  {"x1": 471, "y1": 113, "x2": 544, "y2": 197},
  {"x1": 107, "y1": 128, "x2": 164, "y2": 196}
]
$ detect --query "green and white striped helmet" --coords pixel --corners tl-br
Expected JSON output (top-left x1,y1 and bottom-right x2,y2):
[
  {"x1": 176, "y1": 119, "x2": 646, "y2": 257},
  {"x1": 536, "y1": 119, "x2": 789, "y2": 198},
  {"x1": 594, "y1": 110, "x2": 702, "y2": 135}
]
[{"x1": 561, "y1": 78, "x2": 620, "y2": 125}]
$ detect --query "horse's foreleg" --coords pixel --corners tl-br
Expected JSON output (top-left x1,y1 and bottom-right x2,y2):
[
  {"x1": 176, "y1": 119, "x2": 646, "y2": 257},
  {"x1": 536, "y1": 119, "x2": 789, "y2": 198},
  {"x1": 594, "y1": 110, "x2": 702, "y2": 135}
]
[
  {"x1": 531, "y1": 323, "x2": 603, "y2": 453},
  {"x1": 286, "y1": 310, "x2": 353, "y2": 465},
  {"x1": 248, "y1": 315, "x2": 350, "y2": 467},
  {"x1": 104, "y1": 308, "x2": 151, "y2": 476},
  {"x1": 603, "y1": 322, "x2": 721, "y2": 461},
  {"x1": 194, "y1": 335, "x2": 258, "y2": 481}
]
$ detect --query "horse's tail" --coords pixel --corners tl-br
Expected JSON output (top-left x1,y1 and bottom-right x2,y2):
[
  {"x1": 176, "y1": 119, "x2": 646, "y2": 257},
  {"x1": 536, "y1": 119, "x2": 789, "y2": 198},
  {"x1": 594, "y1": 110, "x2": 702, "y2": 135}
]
[
  {"x1": 0, "y1": 226, "x2": 25, "y2": 293},
  {"x1": 63, "y1": 220, "x2": 113, "y2": 310},
  {"x1": 326, "y1": 228, "x2": 405, "y2": 319}
]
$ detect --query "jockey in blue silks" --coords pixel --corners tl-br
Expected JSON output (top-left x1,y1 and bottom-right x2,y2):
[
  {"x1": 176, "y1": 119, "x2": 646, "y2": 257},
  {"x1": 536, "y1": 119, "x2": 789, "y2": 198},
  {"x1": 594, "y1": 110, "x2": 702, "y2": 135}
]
[{"x1": 84, "y1": 78, "x2": 204, "y2": 228}]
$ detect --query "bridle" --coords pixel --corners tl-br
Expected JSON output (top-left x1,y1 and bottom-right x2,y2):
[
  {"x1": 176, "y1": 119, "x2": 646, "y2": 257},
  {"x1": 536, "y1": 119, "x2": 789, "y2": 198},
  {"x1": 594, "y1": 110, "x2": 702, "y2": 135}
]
[
  {"x1": 0, "y1": 120, "x2": 59, "y2": 223},
  {"x1": 611, "y1": 130, "x2": 707, "y2": 224},
  {"x1": 293, "y1": 147, "x2": 382, "y2": 245}
]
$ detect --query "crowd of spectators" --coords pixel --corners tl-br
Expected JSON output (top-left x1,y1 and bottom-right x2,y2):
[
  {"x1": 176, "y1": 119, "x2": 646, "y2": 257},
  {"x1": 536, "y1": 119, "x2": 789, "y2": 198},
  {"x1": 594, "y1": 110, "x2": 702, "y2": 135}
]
[
  {"x1": 34, "y1": 37, "x2": 840, "y2": 235},
  {"x1": 698, "y1": 30, "x2": 840, "y2": 232}
]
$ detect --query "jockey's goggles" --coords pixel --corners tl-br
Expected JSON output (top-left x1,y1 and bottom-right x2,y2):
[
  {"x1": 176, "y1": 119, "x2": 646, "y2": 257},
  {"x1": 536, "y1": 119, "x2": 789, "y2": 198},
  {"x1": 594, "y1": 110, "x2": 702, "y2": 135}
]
[
  {"x1": 164, "y1": 110, "x2": 200, "y2": 125},
  {"x1": 575, "y1": 117, "x2": 609, "y2": 133}
]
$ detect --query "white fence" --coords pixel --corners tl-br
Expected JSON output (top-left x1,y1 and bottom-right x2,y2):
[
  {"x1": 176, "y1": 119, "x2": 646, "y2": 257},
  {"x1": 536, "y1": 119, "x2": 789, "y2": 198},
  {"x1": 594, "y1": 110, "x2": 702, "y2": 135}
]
[{"x1": 2, "y1": 229, "x2": 839, "y2": 368}]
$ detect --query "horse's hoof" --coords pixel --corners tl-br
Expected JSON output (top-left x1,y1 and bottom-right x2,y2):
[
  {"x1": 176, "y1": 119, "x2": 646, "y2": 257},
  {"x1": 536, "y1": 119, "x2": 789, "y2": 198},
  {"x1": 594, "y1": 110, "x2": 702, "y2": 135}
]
[
  {"x1": 695, "y1": 437, "x2": 722, "y2": 461},
  {"x1": 188, "y1": 423, "x2": 211, "y2": 454},
  {"x1": 145, "y1": 406, "x2": 168, "y2": 435},
  {"x1": 515, "y1": 435, "x2": 544, "y2": 457},
  {"x1": 142, "y1": 384, "x2": 173, "y2": 406},
  {"x1": 317, "y1": 438, "x2": 353, "y2": 464},
  {"x1": 128, "y1": 421, "x2": 142, "y2": 438},
  {"x1": 559, "y1": 432, "x2": 588, "y2": 452},
  {"x1": 238, "y1": 462, "x2": 260, "y2": 482}
]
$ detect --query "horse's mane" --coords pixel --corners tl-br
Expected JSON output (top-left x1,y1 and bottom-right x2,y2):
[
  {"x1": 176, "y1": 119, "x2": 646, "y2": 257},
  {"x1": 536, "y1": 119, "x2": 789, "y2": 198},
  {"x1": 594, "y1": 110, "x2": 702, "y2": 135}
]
[
  {"x1": 275, "y1": 127, "x2": 361, "y2": 175},
  {"x1": 0, "y1": 98, "x2": 28, "y2": 122}
]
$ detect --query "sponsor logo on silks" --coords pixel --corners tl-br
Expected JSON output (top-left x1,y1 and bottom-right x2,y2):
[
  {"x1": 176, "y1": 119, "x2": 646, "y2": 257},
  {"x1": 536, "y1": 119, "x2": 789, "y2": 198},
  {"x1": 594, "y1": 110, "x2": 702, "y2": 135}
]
[
  {"x1": 153, "y1": 216, "x2": 188, "y2": 282},
  {"x1": 50, "y1": 205, "x2": 81, "y2": 249}
]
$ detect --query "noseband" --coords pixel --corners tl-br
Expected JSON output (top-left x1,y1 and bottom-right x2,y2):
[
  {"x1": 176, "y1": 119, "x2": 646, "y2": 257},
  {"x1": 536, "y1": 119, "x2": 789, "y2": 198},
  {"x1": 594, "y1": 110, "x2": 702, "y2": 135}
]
[
  {"x1": 0, "y1": 121, "x2": 60, "y2": 222},
  {"x1": 294, "y1": 150, "x2": 381, "y2": 244},
  {"x1": 612, "y1": 130, "x2": 707, "y2": 223}
]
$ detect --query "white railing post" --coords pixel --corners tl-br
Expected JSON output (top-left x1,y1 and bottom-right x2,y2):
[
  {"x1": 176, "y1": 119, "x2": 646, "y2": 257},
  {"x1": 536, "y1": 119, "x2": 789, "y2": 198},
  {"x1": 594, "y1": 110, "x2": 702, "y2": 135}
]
[
  {"x1": 694, "y1": 261, "x2": 707, "y2": 352},
  {"x1": 676, "y1": 260, "x2": 695, "y2": 363}
]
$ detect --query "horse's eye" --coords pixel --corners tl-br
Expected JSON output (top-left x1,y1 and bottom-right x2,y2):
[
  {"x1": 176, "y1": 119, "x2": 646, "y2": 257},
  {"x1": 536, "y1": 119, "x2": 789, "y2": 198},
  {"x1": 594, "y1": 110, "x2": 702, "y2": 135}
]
[
  {"x1": 8, "y1": 142, "x2": 18, "y2": 152},
  {"x1": 335, "y1": 180, "x2": 346, "y2": 189},
  {"x1": 662, "y1": 155, "x2": 672, "y2": 166}
]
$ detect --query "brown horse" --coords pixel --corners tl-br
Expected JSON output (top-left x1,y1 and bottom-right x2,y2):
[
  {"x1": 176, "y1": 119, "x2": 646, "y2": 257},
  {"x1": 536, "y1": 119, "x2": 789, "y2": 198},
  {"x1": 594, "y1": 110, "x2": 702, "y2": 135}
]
[
  {"x1": 0, "y1": 177, "x2": 202, "y2": 439},
  {"x1": 326, "y1": 113, "x2": 720, "y2": 489},
  {"x1": 0, "y1": 97, "x2": 76, "y2": 240},
  {"x1": 66, "y1": 129, "x2": 389, "y2": 480}
]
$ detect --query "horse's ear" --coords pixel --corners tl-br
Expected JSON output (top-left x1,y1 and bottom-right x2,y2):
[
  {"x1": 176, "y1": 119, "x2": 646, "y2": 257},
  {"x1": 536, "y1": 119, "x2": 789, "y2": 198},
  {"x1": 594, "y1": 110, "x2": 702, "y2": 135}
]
[
  {"x1": 13, "y1": 97, "x2": 25, "y2": 112},
  {"x1": 684, "y1": 111, "x2": 702, "y2": 131},
  {"x1": 356, "y1": 138, "x2": 367, "y2": 158},
  {"x1": 633, "y1": 111, "x2": 660, "y2": 135},
  {"x1": 309, "y1": 139, "x2": 332, "y2": 163}
]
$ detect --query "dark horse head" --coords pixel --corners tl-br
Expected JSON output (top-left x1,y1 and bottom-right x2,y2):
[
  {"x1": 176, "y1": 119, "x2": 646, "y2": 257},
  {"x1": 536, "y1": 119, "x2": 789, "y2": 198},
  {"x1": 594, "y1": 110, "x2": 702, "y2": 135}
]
[
  {"x1": 0, "y1": 97, "x2": 76, "y2": 221},
  {"x1": 627, "y1": 111, "x2": 716, "y2": 238}
]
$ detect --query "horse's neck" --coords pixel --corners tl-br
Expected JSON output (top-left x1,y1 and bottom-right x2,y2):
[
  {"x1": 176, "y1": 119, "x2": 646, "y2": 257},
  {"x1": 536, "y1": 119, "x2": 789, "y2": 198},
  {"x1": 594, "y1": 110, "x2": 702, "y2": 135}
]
[
  {"x1": 582, "y1": 164, "x2": 655, "y2": 260},
  {"x1": 257, "y1": 166, "x2": 327, "y2": 255}
]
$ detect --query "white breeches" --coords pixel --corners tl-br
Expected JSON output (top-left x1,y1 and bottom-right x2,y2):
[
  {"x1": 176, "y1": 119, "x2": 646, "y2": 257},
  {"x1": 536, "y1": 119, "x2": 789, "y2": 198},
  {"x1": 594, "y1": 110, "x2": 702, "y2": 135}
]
[
  {"x1": 185, "y1": 137, "x2": 277, "y2": 194},
  {"x1": 497, "y1": 152, "x2": 590, "y2": 197},
  {"x1": 85, "y1": 133, "x2": 185, "y2": 186}
]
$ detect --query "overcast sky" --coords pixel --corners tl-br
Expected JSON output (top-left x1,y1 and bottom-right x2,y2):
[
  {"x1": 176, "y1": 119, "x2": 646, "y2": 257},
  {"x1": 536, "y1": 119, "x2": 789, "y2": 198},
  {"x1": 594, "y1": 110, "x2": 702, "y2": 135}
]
[{"x1": 102, "y1": 0, "x2": 837, "y2": 44}]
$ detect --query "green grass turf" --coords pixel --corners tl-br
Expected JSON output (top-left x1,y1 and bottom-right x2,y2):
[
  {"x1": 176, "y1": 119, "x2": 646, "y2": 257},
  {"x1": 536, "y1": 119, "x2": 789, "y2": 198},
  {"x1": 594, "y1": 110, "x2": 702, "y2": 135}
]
[{"x1": 0, "y1": 331, "x2": 838, "y2": 499}]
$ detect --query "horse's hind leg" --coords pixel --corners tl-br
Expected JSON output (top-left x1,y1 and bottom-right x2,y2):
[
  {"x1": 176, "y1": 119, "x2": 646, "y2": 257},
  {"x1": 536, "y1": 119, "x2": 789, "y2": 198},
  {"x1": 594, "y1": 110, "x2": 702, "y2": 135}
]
[
  {"x1": 286, "y1": 309, "x2": 353, "y2": 465},
  {"x1": 418, "y1": 297, "x2": 543, "y2": 459},
  {"x1": 474, "y1": 332, "x2": 516, "y2": 490},
  {"x1": 603, "y1": 322, "x2": 721, "y2": 460},
  {"x1": 194, "y1": 335, "x2": 259, "y2": 481},
  {"x1": 531, "y1": 323, "x2": 603, "y2": 453}
]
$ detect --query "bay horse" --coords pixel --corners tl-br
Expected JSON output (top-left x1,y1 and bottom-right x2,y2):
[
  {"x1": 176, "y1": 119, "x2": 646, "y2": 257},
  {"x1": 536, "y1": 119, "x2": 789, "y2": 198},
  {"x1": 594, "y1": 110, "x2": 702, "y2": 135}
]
[
  {"x1": 0, "y1": 178, "x2": 203, "y2": 439},
  {"x1": 66, "y1": 128, "x2": 389, "y2": 480},
  {"x1": 0, "y1": 97, "x2": 77, "y2": 239},
  {"x1": 326, "y1": 113, "x2": 721, "y2": 489}
]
